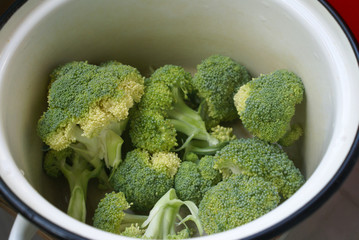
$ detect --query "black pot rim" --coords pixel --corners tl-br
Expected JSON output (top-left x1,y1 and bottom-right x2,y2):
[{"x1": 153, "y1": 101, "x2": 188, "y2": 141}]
[{"x1": 0, "y1": 0, "x2": 358, "y2": 240}]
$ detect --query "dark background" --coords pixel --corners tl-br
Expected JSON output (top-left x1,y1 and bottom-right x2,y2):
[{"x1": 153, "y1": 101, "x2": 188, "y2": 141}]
[{"x1": 1, "y1": 0, "x2": 357, "y2": 38}]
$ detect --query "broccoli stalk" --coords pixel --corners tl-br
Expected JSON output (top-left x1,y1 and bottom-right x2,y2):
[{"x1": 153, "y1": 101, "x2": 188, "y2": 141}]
[
  {"x1": 142, "y1": 189, "x2": 203, "y2": 240},
  {"x1": 70, "y1": 119, "x2": 128, "y2": 179},
  {"x1": 43, "y1": 149, "x2": 103, "y2": 222},
  {"x1": 167, "y1": 87, "x2": 220, "y2": 149}
]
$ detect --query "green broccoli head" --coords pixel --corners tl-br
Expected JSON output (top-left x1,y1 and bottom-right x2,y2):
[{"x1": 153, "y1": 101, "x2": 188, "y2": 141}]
[
  {"x1": 234, "y1": 69, "x2": 304, "y2": 143},
  {"x1": 198, "y1": 174, "x2": 280, "y2": 235},
  {"x1": 38, "y1": 61, "x2": 144, "y2": 150},
  {"x1": 110, "y1": 149, "x2": 181, "y2": 213},
  {"x1": 174, "y1": 156, "x2": 222, "y2": 205},
  {"x1": 129, "y1": 109, "x2": 178, "y2": 153},
  {"x1": 121, "y1": 224, "x2": 145, "y2": 238},
  {"x1": 130, "y1": 65, "x2": 221, "y2": 153},
  {"x1": 192, "y1": 55, "x2": 251, "y2": 122},
  {"x1": 278, "y1": 123, "x2": 304, "y2": 147},
  {"x1": 210, "y1": 125, "x2": 236, "y2": 142},
  {"x1": 214, "y1": 138, "x2": 305, "y2": 199},
  {"x1": 93, "y1": 191, "x2": 147, "y2": 234},
  {"x1": 148, "y1": 64, "x2": 193, "y2": 98}
]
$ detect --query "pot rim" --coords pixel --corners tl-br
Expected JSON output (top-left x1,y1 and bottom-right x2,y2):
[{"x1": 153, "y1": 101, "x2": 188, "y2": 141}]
[{"x1": 0, "y1": 0, "x2": 358, "y2": 240}]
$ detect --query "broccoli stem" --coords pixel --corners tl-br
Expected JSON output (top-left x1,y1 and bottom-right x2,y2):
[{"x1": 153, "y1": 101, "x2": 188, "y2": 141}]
[
  {"x1": 60, "y1": 153, "x2": 102, "y2": 222},
  {"x1": 167, "y1": 89, "x2": 219, "y2": 149},
  {"x1": 119, "y1": 214, "x2": 148, "y2": 232},
  {"x1": 67, "y1": 186, "x2": 86, "y2": 222},
  {"x1": 184, "y1": 140, "x2": 229, "y2": 155}
]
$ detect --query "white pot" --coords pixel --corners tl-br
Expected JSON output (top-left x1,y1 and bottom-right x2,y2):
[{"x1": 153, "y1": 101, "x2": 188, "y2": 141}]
[{"x1": 0, "y1": 0, "x2": 358, "y2": 239}]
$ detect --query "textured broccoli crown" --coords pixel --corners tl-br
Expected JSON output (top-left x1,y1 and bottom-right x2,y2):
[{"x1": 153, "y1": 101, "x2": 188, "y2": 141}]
[
  {"x1": 214, "y1": 138, "x2": 305, "y2": 199},
  {"x1": 121, "y1": 224, "x2": 145, "y2": 238},
  {"x1": 137, "y1": 81, "x2": 173, "y2": 115},
  {"x1": 130, "y1": 65, "x2": 220, "y2": 153},
  {"x1": 151, "y1": 152, "x2": 181, "y2": 178},
  {"x1": 210, "y1": 125, "x2": 236, "y2": 142},
  {"x1": 198, "y1": 155, "x2": 223, "y2": 183},
  {"x1": 93, "y1": 192, "x2": 131, "y2": 234},
  {"x1": 174, "y1": 156, "x2": 221, "y2": 205},
  {"x1": 38, "y1": 61, "x2": 144, "y2": 150},
  {"x1": 110, "y1": 149, "x2": 178, "y2": 213},
  {"x1": 93, "y1": 192, "x2": 147, "y2": 234},
  {"x1": 278, "y1": 123, "x2": 304, "y2": 147},
  {"x1": 167, "y1": 229, "x2": 191, "y2": 239},
  {"x1": 234, "y1": 69, "x2": 304, "y2": 143},
  {"x1": 129, "y1": 109, "x2": 177, "y2": 153},
  {"x1": 148, "y1": 64, "x2": 193, "y2": 97},
  {"x1": 192, "y1": 55, "x2": 251, "y2": 122},
  {"x1": 198, "y1": 174, "x2": 280, "y2": 235}
]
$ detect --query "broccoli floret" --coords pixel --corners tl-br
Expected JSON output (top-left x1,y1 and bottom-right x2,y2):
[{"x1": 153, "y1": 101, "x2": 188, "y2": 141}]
[
  {"x1": 142, "y1": 189, "x2": 203, "y2": 240},
  {"x1": 278, "y1": 123, "x2": 304, "y2": 147},
  {"x1": 121, "y1": 224, "x2": 145, "y2": 238},
  {"x1": 93, "y1": 192, "x2": 147, "y2": 234},
  {"x1": 130, "y1": 65, "x2": 222, "y2": 153},
  {"x1": 166, "y1": 229, "x2": 191, "y2": 239},
  {"x1": 38, "y1": 61, "x2": 144, "y2": 172},
  {"x1": 192, "y1": 55, "x2": 251, "y2": 123},
  {"x1": 234, "y1": 69, "x2": 304, "y2": 144},
  {"x1": 174, "y1": 156, "x2": 222, "y2": 205},
  {"x1": 198, "y1": 174, "x2": 280, "y2": 234},
  {"x1": 43, "y1": 148, "x2": 102, "y2": 222},
  {"x1": 214, "y1": 138, "x2": 305, "y2": 199},
  {"x1": 129, "y1": 109, "x2": 177, "y2": 153},
  {"x1": 110, "y1": 149, "x2": 181, "y2": 213}
]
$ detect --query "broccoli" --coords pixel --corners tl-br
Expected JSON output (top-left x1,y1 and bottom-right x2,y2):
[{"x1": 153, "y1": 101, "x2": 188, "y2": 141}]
[
  {"x1": 43, "y1": 148, "x2": 103, "y2": 222},
  {"x1": 110, "y1": 149, "x2": 181, "y2": 213},
  {"x1": 198, "y1": 174, "x2": 280, "y2": 234},
  {"x1": 278, "y1": 123, "x2": 304, "y2": 147},
  {"x1": 181, "y1": 125, "x2": 236, "y2": 159},
  {"x1": 93, "y1": 192, "x2": 147, "y2": 234},
  {"x1": 121, "y1": 224, "x2": 145, "y2": 238},
  {"x1": 142, "y1": 188, "x2": 203, "y2": 240},
  {"x1": 129, "y1": 65, "x2": 226, "y2": 153},
  {"x1": 37, "y1": 61, "x2": 144, "y2": 172},
  {"x1": 174, "y1": 156, "x2": 222, "y2": 205},
  {"x1": 192, "y1": 55, "x2": 251, "y2": 124},
  {"x1": 214, "y1": 138, "x2": 305, "y2": 199},
  {"x1": 233, "y1": 69, "x2": 304, "y2": 144}
]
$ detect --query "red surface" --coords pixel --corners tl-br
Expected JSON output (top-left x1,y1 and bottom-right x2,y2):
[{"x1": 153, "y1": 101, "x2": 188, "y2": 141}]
[{"x1": 327, "y1": 0, "x2": 359, "y2": 41}]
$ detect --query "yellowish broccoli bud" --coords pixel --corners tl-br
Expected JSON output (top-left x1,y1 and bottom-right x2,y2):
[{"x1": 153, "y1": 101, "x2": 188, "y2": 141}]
[
  {"x1": 151, "y1": 152, "x2": 181, "y2": 178},
  {"x1": 210, "y1": 125, "x2": 236, "y2": 142},
  {"x1": 233, "y1": 83, "x2": 251, "y2": 115}
]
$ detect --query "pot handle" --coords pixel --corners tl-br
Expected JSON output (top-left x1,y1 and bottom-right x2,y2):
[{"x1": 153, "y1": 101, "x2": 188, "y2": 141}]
[{"x1": 9, "y1": 214, "x2": 37, "y2": 240}]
